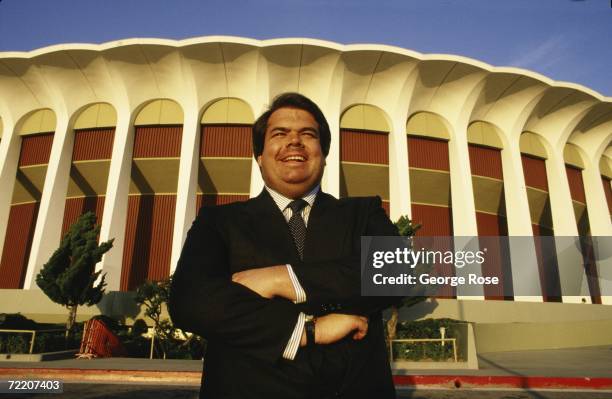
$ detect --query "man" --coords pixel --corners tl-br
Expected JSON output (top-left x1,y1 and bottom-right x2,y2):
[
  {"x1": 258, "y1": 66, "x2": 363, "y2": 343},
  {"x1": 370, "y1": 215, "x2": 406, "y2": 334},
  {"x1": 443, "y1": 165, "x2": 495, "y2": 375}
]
[{"x1": 170, "y1": 93, "x2": 398, "y2": 399}]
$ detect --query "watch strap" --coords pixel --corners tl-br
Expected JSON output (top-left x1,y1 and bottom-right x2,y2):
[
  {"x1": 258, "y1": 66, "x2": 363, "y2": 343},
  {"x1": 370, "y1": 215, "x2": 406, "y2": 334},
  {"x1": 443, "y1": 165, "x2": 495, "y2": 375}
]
[{"x1": 305, "y1": 315, "x2": 315, "y2": 346}]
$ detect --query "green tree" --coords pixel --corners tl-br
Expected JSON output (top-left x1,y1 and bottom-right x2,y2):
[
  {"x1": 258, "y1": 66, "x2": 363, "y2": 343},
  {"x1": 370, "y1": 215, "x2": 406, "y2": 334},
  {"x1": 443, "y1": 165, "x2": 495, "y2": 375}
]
[
  {"x1": 36, "y1": 211, "x2": 112, "y2": 334},
  {"x1": 135, "y1": 277, "x2": 175, "y2": 358},
  {"x1": 135, "y1": 276, "x2": 206, "y2": 359},
  {"x1": 386, "y1": 216, "x2": 426, "y2": 348}
]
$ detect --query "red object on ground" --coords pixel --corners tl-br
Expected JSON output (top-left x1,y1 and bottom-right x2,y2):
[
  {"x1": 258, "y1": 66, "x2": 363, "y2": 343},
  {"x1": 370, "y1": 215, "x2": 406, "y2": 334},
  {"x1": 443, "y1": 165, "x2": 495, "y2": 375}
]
[
  {"x1": 393, "y1": 375, "x2": 612, "y2": 390},
  {"x1": 78, "y1": 318, "x2": 126, "y2": 358}
]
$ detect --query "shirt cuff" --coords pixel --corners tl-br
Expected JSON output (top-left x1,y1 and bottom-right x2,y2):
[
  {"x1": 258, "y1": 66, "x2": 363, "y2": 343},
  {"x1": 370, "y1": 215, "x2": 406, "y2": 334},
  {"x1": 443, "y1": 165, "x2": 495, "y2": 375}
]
[
  {"x1": 282, "y1": 312, "x2": 305, "y2": 360},
  {"x1": 286, "y1": 264, "x2": 306, "y2": 303}
]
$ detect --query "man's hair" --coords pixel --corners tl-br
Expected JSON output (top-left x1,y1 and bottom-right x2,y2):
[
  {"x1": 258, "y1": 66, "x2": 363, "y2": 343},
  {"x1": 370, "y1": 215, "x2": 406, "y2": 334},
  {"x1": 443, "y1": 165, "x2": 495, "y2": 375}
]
[{"x1": 252, "y1": 92, "x2": 331, "y2": 158}]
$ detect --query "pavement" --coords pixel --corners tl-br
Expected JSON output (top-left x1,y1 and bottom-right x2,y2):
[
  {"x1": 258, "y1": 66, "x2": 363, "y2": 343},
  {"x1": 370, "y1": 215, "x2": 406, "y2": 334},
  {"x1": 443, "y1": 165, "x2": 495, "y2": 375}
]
[{"x1": 0, "y1": 346, "x2": 611, "y2": 390}]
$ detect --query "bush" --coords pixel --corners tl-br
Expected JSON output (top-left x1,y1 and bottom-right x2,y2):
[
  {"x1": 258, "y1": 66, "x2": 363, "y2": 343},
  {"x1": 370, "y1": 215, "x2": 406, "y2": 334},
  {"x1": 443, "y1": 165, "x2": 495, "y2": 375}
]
[
  {"x1": 391, "y1": 318, "x2": 464, "y2": 362},
  {"x1": 0, "y1": 334, "x2": 29, "y2": 354},
  {"x1": 0, "y1": 313, "x2": 38, "y2": 330}
]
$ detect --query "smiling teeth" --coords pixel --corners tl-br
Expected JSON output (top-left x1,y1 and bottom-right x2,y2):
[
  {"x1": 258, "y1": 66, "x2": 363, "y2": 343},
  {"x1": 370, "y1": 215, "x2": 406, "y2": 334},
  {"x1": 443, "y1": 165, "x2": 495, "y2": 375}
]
[{"x1": 285, "y1": 156, "x2": 305, "y2": 161}]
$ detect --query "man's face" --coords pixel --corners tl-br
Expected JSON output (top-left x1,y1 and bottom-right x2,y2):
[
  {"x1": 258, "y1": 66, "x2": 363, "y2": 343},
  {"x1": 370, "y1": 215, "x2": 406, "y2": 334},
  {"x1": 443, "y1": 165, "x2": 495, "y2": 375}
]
[{"x1": 257, "y1": 107, "x2": 325, "y2": 199}]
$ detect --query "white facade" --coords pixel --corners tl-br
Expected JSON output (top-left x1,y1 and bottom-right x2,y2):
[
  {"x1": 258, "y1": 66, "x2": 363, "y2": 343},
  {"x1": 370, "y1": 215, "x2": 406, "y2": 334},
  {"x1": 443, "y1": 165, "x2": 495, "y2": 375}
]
[{"x1": 0, "y1": 37, "x2": 610, "y2": 304}]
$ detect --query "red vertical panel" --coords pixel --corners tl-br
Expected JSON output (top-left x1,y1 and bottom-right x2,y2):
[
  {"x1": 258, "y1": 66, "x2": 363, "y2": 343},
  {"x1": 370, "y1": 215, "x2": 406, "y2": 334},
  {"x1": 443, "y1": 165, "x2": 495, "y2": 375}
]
[
  {"x1": 72, "y1": 128, "x2": 115, "y2": 161},
  {"x1": 411, "y1": 204, "x2": 453, "y2": 236},
  {"x1": 565, "y1": 165, "x2": 586, "y2": 203},
  {"x1": 0, "y1": 203, "x2": 40, "y2": 288},
  {"x1": 521, "y1": 155, "x2": 548, "y2": 191},
  {"x1": 61, "y1": 197, "x2": 106, "y2": 238},
  {"x1": 468, "y1": 145, "x2": 503, "y2": 180},
  {"x1": 121, "y1": 195, "x2": 175, "y2": 291},
  {"x1": 133, "y1": 126, "x2": 182, "y2": 158},
  {"x1": 603, "y1": 176, "x2": 612, "y2": 215},
  {"x1": 121, "y1": 196, "x2": 139, "y2": 291},
  {"x1": 532, "y1": 234, "x2": 562, "y2": 303},
  {"x1": 476, "y1": 212, "x2": 508, "y2": 236},
  {"x1": 532, "y1": 223, "x2": 562, "y2": 302},
  {"x1": 19, "y1": 133, "x2": 54, "y2": 166},
  {"x1": 476, "y1": 213, "x2": 512, "y2": 300},
  {"x1": 340, "y1": 129, "x2": 388, "y2": 165},
  {"x1": 407, "y1": 136, "x2": 449, "y2": 171},
  {"x1": 201, "y1": 125, "x2": 252, "y2": 157}
]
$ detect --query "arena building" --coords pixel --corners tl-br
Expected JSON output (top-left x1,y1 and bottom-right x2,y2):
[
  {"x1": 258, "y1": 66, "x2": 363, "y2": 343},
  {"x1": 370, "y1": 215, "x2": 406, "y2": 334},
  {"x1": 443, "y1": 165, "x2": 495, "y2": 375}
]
[{"x1": 0, "y1": 37, "x2": 611, "y2": 352}]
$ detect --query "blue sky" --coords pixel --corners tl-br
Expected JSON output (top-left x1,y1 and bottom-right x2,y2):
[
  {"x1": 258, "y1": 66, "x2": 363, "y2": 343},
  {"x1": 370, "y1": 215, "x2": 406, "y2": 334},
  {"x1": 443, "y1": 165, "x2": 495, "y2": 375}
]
[{"x1": 0, "y1": 0, "x2": 610, "y2": 95}]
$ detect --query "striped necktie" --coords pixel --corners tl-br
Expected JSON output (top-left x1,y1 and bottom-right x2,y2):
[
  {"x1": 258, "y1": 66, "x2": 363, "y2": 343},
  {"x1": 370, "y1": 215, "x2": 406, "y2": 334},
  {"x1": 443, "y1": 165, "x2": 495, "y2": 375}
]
[{"x1": 287, "y1": 199, "x2": 308, "y2": 259}]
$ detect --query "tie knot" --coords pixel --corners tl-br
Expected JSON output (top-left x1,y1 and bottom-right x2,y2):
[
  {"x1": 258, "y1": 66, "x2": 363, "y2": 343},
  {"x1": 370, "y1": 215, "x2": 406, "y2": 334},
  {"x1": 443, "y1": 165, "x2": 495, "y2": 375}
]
[{"x1": 288, "y1": 199, "x2": 308, "y2": 214}]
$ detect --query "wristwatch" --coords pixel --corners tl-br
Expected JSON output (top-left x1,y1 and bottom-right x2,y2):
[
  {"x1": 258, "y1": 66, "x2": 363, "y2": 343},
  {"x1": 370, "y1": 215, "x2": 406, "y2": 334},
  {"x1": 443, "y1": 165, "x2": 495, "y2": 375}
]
[{"x1": 305, "y1": 315, "x2": 316, "y2": 346}]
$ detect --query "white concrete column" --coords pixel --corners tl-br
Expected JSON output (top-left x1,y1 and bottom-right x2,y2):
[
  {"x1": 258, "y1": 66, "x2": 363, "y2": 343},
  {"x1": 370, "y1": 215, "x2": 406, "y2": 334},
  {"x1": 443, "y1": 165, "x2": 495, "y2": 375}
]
[
  {"x1": 321, "y1": 107, "x2": 340, "y2": 198},
  {"x1": 249, "y1": 158, "x2": 264, "y2": 197},
  {"x1": 23, "y1": 115, "x2": 74, "y2": 289},
  {"x1": 583, "y1": 164, "x2": 612, "y2": 236},
  {"x1": 546, "y1": 151, "x2": 590, "y2": 304},
  {"x1": 447, "y1": 123, "x2": 483, "y2": 300},
  {"x1": 502, "y1": 140, "x2": 543, "y2": 302},
  {"x1": 170, "y1": 107, "x2": 200, "y2": 273},
  {"x1": 582, "y1": 163, "x2": 612, "y2": 305},
  {"x1": 448, "y1": 127, "x2": 479, "y2": 236},
  {"x1": 388, "y1": 116, "x2": 410, "y2": 221},
  {"x1": 0, "y1": 119, "x2": 19, "y2": 264},
  {"x1": 98, "y1": 111, "x2": 135, "y2": 291},
  {"x1": 249, "y1": 98, "x2": 268, "y2": 198}
]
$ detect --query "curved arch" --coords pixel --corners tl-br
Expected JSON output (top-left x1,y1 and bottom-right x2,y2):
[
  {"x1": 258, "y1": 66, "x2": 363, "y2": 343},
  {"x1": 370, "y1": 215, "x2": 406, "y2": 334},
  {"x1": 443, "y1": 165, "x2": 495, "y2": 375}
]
[
  {"x1": 600, "y1": 154, "x2": 612, "y2": 179},
  {"x1": 467, "y1": 121, "x2": 505, "y2": 149},
  {"x1": 519, "y1": 131, "x2": 550, "y2": 159},
  {"x1": 341, "y1": 104, "x2": 390, "y2": 132},
  {"x1": 563, "y1": 143, "x2": 588, "y2": 169},
  {"x1": 201, "y1": 98, "x2": 254, "y2": 125},
  {"x1": 17, "y1": 109, "x2": 56, "y2": 136},
  {"x1": 134, "y1": 99, "x2": 183, "y2": 126},
  {"x1": 406, "y1": 111, "x2": 450, "y2": 140},
  {"x1": 73, "y1": 103, "x2": 117, "y2": 130}
]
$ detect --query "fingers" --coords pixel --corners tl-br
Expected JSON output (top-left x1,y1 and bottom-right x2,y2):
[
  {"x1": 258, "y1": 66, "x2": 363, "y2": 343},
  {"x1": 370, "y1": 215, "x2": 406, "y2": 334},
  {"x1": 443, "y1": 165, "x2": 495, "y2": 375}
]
[{"x1": 352, "y1": 316, "x2": 368, "y2": 340}]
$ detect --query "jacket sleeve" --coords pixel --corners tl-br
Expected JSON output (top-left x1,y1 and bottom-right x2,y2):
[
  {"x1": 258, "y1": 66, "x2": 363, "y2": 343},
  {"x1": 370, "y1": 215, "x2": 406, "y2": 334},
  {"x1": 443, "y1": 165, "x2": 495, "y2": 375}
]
[
  {"x1": 291, "y1": 196, "x2": 403, "y2": 316},
  {"x1": 169, "y1": 206, "x2": 301, "y2": 364}
]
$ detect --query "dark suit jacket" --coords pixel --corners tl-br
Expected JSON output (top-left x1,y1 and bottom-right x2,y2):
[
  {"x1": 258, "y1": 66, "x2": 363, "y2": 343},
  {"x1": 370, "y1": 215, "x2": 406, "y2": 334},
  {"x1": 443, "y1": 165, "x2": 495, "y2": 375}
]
[{"x1": 169, "y1": 190, "x2": 399, "y2": 399}]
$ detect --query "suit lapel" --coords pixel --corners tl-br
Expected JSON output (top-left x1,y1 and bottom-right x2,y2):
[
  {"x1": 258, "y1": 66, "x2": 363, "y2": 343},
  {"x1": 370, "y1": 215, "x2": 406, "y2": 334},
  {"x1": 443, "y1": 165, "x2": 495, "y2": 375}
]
[{"x1": 303, "y1": 192, "x2": 346, "y2": 262}]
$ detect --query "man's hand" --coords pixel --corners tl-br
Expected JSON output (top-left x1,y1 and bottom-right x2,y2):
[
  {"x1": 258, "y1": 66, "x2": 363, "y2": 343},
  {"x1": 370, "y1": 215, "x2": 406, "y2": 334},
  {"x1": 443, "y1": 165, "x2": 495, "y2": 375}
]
[
  {"x1": 232, "y1": 265, "x2": 296, "y2": 301},
  {"x1": 300, "y1": 314, "x2": 368, "y2": 346}
]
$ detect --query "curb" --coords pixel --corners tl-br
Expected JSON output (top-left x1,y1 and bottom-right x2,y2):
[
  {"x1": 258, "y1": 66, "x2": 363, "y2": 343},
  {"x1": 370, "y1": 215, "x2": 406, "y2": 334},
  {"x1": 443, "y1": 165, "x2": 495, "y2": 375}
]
[
  {"x1": 0, "y1": 368, "x2": 202, "y2": 385},
  {"x1": 2, "y1": 368, "x2": 612, "y2": 390},
  {"x1": 393, "y1": 375, "x2": 612, "y2": 390}
]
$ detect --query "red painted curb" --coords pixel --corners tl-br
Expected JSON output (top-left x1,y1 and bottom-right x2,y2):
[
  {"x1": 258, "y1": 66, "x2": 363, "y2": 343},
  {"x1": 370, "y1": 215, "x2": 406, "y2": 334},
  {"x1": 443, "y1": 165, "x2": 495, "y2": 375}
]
[
  {"x1": 0, "y1": 368, "x2": 202, "y2": 383},
  {"x1": 393, "y1": 375, "x2": 612, "y2": 390},
  {"x1": 2, "y1": 368, "x2": 612, "y2": 390}
]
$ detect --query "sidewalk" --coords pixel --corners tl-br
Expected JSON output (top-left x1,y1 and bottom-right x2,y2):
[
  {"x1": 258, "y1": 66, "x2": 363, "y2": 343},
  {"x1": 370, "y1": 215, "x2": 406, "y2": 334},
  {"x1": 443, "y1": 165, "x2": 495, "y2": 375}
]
[{"x1": 1, "y1": 346, "x2": 611, "y2": 389}]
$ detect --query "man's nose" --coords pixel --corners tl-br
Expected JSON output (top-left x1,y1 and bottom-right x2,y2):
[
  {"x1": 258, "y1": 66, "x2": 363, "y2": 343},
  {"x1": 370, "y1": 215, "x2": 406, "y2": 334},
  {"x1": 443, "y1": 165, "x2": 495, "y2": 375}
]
[{"x1": 287, "y1": 131, "x2": 303, "y2": 146}]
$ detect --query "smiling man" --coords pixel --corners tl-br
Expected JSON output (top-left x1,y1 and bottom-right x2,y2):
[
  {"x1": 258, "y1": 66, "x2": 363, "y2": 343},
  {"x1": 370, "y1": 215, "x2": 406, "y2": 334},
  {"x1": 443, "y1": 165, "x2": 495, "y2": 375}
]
[{"x1": 170, "y1": 93, "x2": 399, "y2": 399}]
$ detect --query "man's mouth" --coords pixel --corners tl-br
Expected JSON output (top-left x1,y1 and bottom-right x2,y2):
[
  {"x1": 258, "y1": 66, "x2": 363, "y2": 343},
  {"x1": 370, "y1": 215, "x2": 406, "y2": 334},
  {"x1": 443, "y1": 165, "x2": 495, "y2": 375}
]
[{"x1": 281, "y1": 155, "x2": 307, "y2": 162}]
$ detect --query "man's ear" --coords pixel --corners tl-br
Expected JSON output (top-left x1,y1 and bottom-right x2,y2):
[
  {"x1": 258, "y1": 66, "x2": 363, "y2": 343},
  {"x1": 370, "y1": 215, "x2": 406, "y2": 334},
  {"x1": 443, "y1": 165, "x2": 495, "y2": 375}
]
[{"x1": 256, "y1": 155, "x2": 263, "y2": 168}]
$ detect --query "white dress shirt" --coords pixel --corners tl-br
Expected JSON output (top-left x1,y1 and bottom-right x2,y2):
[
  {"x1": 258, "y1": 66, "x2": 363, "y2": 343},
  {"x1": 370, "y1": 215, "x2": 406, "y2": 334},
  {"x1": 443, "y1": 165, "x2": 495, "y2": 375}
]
[{"x1": 265, "y1": 185, "x2": 318, "y2": 360}]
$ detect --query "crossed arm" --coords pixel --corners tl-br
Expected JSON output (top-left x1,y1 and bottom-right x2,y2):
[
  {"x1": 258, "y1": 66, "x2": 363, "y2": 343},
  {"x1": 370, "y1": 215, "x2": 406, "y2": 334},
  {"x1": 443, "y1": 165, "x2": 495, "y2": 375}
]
[
  {"x1": 169, "y1": 198, "x2": 397, "y2": 363},
  {"x1": 231, "y1": 266, "x2": 369, "y2": 346}
]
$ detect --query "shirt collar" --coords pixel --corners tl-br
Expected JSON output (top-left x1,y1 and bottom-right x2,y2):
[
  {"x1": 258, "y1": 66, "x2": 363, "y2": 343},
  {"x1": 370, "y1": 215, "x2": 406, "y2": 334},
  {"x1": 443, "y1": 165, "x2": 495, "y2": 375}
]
[{"x1": 265, "y1": 185, "x2": 320, "y2": 212}]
